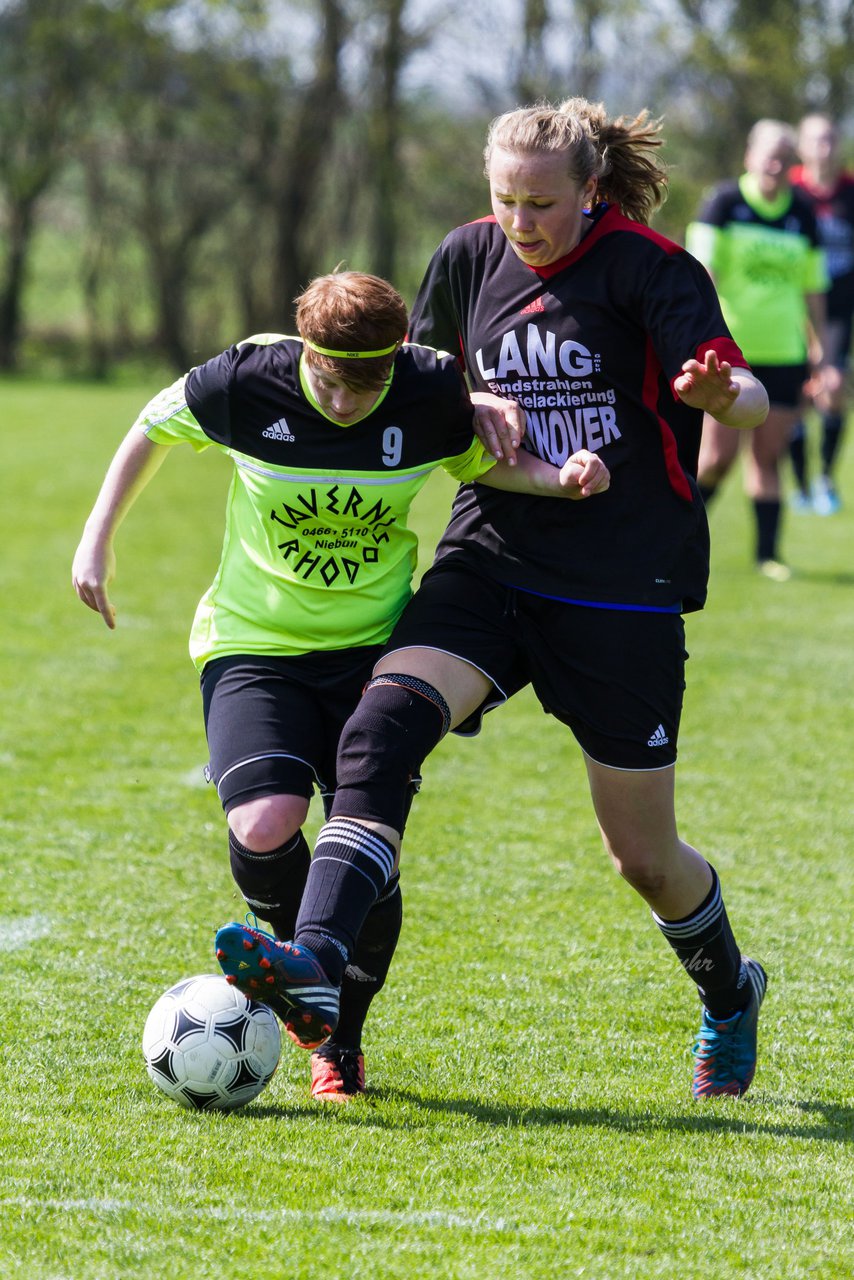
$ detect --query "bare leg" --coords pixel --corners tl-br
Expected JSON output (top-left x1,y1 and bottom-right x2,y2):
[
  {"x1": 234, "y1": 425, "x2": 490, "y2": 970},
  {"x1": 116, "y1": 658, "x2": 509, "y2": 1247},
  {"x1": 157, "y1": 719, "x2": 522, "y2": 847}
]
[
  {"x1": 744, "y1": 406, "x2": 799, "y2": 501},
  {"x1": 583, "y1": 756, "x2": 711, "y2": 918},
  {"x1": 697, "y1": 414, "x2": 743, "y2": 491}
]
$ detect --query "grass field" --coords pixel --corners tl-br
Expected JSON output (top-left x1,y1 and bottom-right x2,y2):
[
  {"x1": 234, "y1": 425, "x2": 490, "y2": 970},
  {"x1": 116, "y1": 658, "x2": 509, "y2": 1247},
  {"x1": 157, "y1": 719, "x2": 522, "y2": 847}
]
[{"x1": 1, "y1": 378, "x2": 852, "y2": 1279}]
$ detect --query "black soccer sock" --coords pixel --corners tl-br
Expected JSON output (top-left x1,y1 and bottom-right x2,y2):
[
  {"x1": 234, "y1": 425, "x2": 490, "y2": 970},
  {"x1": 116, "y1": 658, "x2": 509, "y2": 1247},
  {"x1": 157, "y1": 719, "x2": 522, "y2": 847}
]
[
  {"x1": 653, "y1": 865, "x2": 750, "y2": 1018},
  {"x1": 228, "y1": 829, "x2": 310, "y2": 939},
  {"x1": 697, "y1": 481, "x2": 718, "y2": 506},
  {"x1": 294, "y1": 817, "x2": 397, "y2": 986},
  {"x1": 788, "y1": 421, "x2": 809, "y2": 493},
  {"x1": 820, "y1": 412, "x2": 845, "y2": 475},
  {"x1": 330, "y1": 874, "x2": 403, "y2": 1051},
  {"x1": 753, "y1": 497, "x2": 782, "y2": 562}
]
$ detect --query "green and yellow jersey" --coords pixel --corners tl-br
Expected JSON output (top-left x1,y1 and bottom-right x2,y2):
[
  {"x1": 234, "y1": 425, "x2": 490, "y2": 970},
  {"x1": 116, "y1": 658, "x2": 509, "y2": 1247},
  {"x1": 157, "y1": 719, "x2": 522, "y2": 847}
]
[
  {"x1": 686, "y1": 174, "x2": 828, "y2": 365},
  {"x1": 136, "y1": 335, "x2": 494, "y2": 668}
]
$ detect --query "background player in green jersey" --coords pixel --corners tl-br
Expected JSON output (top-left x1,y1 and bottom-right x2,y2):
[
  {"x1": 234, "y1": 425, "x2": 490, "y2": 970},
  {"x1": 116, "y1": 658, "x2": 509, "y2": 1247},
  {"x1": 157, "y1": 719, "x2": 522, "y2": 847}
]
[
  {"x1": 72, "y1": 269, "x2": 609, "y2": 1101},
  {"x1": 687, "y1": 118, "x2": 832, "y2": 580}
]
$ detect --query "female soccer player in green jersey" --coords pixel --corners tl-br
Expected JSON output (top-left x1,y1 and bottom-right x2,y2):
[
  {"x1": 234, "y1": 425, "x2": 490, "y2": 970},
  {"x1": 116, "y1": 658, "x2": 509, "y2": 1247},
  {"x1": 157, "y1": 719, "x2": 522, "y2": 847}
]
[
  {"x1": 72, "y1": 270, "x2": 609, "y2": 1101},
  {"x1": 687, "y1": 118, "x2": 832, "y2": 580}
]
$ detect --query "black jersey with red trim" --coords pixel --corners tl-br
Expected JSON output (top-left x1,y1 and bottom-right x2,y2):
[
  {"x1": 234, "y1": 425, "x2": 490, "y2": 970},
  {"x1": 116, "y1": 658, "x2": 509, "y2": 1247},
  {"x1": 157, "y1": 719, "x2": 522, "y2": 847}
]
[
  {"x1": 790, "y1": 165, "x2": 854, "y2": 316},
  {"x1": 408, "y1": 204, "x2": 749, "y2": 613}
]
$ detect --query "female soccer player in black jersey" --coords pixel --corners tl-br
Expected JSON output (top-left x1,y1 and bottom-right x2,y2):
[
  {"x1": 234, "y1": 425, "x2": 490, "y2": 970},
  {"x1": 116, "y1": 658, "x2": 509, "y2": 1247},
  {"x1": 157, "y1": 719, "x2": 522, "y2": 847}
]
[
  {"x1": 216, "y1": 101, "x2": 772, "y2": 1101},
  {"x1": 789, "y1": 113, "x2": 854, "y2": 514},
  {"x1": 73, "y1": 270, "x2": 608, "y2": 1102}
]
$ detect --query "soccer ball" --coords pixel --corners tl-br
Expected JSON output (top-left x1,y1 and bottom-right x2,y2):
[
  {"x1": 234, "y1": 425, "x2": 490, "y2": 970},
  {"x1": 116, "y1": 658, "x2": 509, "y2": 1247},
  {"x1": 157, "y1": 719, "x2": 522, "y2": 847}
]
[{"x1": 142, "y1": 974, "x2": 281, "y2": 1111}]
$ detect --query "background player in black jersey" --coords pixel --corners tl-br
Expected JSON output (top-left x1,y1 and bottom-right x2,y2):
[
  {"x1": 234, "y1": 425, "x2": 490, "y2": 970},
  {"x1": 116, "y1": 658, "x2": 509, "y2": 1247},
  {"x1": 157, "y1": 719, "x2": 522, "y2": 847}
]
[
  {"x1": 73, "y1": 269, "x2": 608, "y2": 1102},
  {"x1": 789, "y1": 113, "x2": 854, "y2": 515},
  {"x1": 215, "y1": 101, "x2": 773, "y2": 1102}
]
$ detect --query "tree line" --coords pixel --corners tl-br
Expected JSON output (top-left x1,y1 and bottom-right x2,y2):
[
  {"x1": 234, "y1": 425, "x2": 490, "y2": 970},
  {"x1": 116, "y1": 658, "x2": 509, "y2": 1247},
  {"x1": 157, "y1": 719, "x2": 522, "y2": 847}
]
[{"x1": 1, "y1": 0, "x2": 852, "y2": 377}]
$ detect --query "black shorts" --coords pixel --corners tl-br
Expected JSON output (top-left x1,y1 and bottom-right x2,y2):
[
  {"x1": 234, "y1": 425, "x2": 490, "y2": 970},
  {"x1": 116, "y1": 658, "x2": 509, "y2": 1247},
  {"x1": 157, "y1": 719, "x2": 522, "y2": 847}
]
[
  {"x1": 200, "y1": 648, "x2": 382, "y2": 813},
  {"x1": 384, "y1": 561, "x2": 687, "y2": 770},
  {"x1": 751, "y1": 363, "x2": 809, "y2": 409}
]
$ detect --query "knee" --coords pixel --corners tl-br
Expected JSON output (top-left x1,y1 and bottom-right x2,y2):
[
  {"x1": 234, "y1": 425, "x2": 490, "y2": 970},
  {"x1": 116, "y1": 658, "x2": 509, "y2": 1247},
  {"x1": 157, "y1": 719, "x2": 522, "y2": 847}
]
[
  {"x1": 698, "y1": 455, "x2": 731, "y2": 486},
  {"x1": 332, "y1": 675, "x2": 449, "y2": 830},
  {"x1": 614, "y1": 859, "x2": 667, "y2": 898},
  {"x1": 602, "y1": 838, "x2": 669, "y2": 898},
  {"x1": 228, "y1": 794, "x2": 309, "y2": 852}
]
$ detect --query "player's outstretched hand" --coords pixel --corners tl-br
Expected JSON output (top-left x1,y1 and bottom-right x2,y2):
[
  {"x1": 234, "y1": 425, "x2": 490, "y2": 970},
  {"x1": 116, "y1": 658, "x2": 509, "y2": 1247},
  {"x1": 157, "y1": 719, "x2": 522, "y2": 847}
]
[
  {"x1": 674, "y1": 349, "x2": 740, "y2": 418},
  {"x1": 471, "y1": 392, "x2": 526, "y2": 465},
  {"x1": 560, "y1": 450, "x2": 610, "y2": 499},
  {"x1": 72, "y1": 536, "x2": 117, "y2": 629}
]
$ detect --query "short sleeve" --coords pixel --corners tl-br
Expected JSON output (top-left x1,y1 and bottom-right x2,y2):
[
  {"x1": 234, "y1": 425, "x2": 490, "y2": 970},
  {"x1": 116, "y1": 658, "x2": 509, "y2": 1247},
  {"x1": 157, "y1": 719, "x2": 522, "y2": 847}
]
[
  {"x1": 443, "y1": 436, "x2": 495, "y2": 483},
  {"x1": 134, "y1": 376, "x2": 211, "y2": 451},
  {"x1": 183, "y1": 348, "x2": 237, "y2": 446},
  {"x1": 640, "y1": 250, "x2": 743, "y2": 381},
  {"x1": 408, "y1": 243, "x2": 463, "y2": 360}
]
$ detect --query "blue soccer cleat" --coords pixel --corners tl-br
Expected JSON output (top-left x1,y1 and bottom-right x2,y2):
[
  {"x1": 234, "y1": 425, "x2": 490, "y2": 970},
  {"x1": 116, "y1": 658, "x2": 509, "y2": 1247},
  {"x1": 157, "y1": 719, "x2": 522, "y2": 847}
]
[
  {"x1": 812, "y1": 477, "x2": 842, "y2": 516},
  {"x1": 691, "y1": 958, "x2": 767, "y2": 1099},
  {"x1": 215, "y1": 920, "x2": 339, "y2": 1050}
]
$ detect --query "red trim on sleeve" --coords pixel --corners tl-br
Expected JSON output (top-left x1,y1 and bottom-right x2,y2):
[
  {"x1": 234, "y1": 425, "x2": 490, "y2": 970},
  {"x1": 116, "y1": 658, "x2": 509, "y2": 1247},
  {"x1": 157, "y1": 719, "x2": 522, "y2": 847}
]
[
  {"x1": 668, "y1": 337, "x2": 750, "y2": 400},
  {"x1": 643, "y1": 334, "x2": 693, "y2": 502}
]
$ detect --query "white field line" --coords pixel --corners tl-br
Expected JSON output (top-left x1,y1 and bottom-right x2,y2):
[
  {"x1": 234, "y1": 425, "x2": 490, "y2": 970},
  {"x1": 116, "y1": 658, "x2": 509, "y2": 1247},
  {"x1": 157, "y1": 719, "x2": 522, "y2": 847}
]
[
  {"x1": 0, "y1": 1197, "x2": 543, "y2": 1234},
  {"x1": 0, "y1": 913, "x2": 52, "y2": 952}
]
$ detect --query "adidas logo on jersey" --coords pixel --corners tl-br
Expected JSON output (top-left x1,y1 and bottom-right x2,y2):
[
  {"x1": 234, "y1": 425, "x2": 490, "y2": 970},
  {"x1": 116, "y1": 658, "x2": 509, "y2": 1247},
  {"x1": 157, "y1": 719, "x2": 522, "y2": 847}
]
[
  {"x1": 262, "y1": 418, "x2": 295, "y2": 441},
  {"x1": 647, "y1": 724, "x2": 670, "y2": 747},
  {"x1": 520, "y1": 296, "x2": 545, "y2": 314}
]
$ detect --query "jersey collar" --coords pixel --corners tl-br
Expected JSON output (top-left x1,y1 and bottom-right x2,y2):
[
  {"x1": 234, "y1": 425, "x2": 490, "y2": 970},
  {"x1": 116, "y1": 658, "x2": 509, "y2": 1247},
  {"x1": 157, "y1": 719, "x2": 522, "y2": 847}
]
[
  {"x1": 523, "y1": 203, "x2": 618, "y2": 279},
  {"x1": 738, "y1": 172, "x2": 793, "y2": 220}
]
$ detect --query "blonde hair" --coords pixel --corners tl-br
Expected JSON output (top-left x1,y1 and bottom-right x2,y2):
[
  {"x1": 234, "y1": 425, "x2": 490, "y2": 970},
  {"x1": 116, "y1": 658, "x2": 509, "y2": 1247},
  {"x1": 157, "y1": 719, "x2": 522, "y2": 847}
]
[
  {"x1": 483, "y1": 97, "x2": 668, "y2": 224},
  {"x1": 295, "y1": 271, "x2": 407, "y2": 392},
  {"x1": 797, "y1": 112, "x2": 837, "y2": 147},
  {"x1": 745, "y1": 118, "x2": 797, "y2": 155}
]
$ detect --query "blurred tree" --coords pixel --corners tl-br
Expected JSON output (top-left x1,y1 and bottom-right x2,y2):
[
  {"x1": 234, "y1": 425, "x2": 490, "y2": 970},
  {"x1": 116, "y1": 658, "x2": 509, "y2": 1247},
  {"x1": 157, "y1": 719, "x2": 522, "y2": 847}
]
[
  {"x1": 518, "y1": 0, "x2": 550, "y2": 101},
  {"x1": 364, "y1": 0, "x2": 428, "y2": 282},
  {"x1": 0, "y1": 0, "x2": 103, "y2": 369},
  {"x1": 263, "y1": 0, "x2": 348, "y2": 325},
  {"x1": 667, "y1": 0, "x2": 854, "y2": 184},
  {"x1": 3, "y1": 0, "x2": 854, "y2": 373},
  {"x1": 364, "y1": 0, "x2": 407, "y2": 281},
  {"x1": 112, "y1": 47, "x2": 267, "y2": 368}
]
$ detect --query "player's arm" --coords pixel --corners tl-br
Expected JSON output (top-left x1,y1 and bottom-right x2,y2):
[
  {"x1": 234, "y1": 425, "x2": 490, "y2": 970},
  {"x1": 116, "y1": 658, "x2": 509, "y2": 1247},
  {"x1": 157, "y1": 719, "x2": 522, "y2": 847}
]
[
  {"x1": 471, "y1": 391, "x2": 526, "y2": 465},
  {"x1": 478, "y1": 447, "x2": 610, "y2": 499},
  {"x1": 674, "y1": 350, "x2": 769, "y2": 429},
  {"x1": 468, "y1": 390, "x2": 608, "y2": 496},
  {"x1": 804, "y1": 292, "x2": 844, "y2": 399},
  {"x1": 72, "y1": 427, "x2": 170, "y2": 629}
]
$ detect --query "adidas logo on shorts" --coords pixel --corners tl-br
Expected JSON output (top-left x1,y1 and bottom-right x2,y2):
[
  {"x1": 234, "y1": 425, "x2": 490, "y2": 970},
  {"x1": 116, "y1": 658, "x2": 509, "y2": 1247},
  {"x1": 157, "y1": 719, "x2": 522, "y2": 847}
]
[
  {"x1": 262, "y1": 418, "x2": 295, "y2": 442},
  {"x1": 647, "y1": 724, "x2": 669, "y2": 747}
]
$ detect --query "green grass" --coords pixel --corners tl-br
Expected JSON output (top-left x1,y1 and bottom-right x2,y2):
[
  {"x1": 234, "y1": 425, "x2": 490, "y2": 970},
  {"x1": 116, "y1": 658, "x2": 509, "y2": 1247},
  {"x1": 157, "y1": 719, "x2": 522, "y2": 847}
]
[{"x1": 1, "y1": 378, "x2": 852, "y2": 1279}]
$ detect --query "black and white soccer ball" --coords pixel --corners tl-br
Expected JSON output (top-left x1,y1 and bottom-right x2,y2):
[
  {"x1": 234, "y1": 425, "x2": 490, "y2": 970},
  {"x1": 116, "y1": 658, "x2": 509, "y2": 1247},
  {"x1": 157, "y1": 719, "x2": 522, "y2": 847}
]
[{"x1": 142, "y1": 974, "x2": 281, "y2": 1111}]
